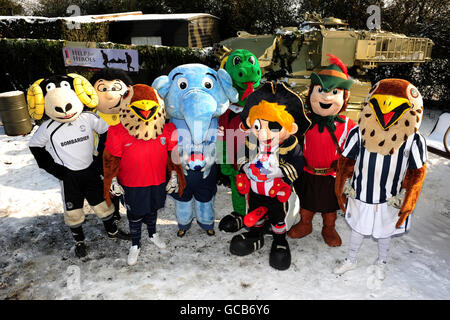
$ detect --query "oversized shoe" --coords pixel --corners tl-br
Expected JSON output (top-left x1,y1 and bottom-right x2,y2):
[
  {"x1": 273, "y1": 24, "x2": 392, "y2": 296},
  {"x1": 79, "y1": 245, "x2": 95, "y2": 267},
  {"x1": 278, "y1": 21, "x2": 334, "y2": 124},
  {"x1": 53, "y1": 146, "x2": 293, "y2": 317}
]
[
  {"x1": 288, "y1": 208, "x2": 314, "y2": 239},
  {"x1": 269, "y1": 238, "x2": 291, "y2": 271},
  {"x1": 230, "y1": 231, "x2": 264, "y2": 256},
  {"x1": 321, "y1": 212, "x2": 342, "y2": 247},
  {"x1": 219, "y1": 212, "x2": 244, "y2": 233}
]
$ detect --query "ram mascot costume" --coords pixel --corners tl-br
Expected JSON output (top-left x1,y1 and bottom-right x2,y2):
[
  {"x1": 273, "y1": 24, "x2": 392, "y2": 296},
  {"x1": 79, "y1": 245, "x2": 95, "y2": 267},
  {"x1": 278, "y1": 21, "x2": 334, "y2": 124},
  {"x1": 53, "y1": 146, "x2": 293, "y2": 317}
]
[
  {"x1": 27, "y1": 73, "x2": 129, "y2": 258},
  {"x1": 333, "y1": 78, "x2": 427, "y2": 280},
  {"x1": 217, "y1": 49, "x2": 262, "y2": 233},
  {"x1": 152, "y1": 64, "x2": 238, "y2": 237}
]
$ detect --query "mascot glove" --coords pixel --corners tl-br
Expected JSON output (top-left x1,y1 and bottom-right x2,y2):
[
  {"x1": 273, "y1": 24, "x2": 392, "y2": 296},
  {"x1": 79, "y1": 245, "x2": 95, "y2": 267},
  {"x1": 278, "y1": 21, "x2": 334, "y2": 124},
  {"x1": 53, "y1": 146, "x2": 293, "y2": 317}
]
[
  {"x1": 388, "y1": 188, "x2": 406, "y2": 209},
  {"x1": 110, "y1": 177, "x2": 124, "y2": 197},
  {"x1": 220, "y1": 163, "x2": 235, "y2": 176},
  {"x1": 236, "y1": 173, "x2": 251, "y2": 195},
  {"x1": 343, "y1": 178, "x2": 356, "y2": 199},
  {"x1": 166, "y1": 171, "x2": 179, "y2": 194},
  {"x1": 268, "y1": 178, "x2": 291, "y2": 203}
]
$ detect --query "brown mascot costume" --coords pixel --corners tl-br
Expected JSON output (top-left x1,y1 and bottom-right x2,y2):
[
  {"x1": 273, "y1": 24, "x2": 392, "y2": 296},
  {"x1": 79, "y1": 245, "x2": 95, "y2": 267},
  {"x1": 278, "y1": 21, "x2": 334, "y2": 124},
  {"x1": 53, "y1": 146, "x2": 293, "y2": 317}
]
[{"x1": 333, "y1": 78, "x2": 427, "y2": 280}]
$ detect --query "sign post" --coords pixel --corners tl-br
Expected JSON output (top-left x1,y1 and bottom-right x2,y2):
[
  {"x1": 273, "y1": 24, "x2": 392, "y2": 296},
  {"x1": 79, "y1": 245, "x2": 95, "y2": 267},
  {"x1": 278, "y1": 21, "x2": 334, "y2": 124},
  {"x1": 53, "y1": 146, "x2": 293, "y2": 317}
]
[{"x1": 62, "y1": 46, "x2": 139, "y2": 72}]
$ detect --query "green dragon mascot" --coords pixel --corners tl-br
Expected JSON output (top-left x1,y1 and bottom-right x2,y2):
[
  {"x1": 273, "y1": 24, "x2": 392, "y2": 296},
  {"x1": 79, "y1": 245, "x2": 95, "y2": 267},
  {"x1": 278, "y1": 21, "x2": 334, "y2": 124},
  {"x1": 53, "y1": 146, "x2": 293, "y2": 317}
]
[{"x1": 218, "y1": 49, "x2": 262, "y2": 232}]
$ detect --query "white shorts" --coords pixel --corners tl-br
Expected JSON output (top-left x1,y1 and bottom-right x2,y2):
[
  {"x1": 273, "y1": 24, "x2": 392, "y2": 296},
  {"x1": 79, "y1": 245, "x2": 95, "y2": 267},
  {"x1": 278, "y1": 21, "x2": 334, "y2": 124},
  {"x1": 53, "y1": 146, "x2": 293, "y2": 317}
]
[{"x1": 345, "y1": 198, "x2": 410, "y2": 238}]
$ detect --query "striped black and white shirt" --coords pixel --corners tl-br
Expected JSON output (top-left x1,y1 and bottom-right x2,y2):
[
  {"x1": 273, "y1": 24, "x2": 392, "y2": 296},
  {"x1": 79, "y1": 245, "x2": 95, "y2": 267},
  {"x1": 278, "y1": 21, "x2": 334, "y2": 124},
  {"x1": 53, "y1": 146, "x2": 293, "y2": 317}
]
[{"x1": 342, "y1": 125, "x2": 427, "y2": 204}]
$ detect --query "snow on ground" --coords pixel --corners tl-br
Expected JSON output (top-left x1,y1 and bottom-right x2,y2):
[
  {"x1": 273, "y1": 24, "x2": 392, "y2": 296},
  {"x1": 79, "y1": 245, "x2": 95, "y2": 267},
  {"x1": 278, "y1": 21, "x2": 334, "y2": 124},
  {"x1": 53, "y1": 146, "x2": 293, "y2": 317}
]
[{"x1": 0, "y1": 108, "x2": 449, "y2": 300}]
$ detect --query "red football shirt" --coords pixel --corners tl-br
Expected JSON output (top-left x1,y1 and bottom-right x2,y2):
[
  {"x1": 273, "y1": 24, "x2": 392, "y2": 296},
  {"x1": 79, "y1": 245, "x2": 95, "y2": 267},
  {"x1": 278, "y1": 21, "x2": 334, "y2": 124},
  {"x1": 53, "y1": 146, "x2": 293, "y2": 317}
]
[
  {"x1": 105, "y1": 122, "x2": 178, "y2": 187},
  {"x1": 303, "y1": 115, "x2": 356, "y2": 177}
]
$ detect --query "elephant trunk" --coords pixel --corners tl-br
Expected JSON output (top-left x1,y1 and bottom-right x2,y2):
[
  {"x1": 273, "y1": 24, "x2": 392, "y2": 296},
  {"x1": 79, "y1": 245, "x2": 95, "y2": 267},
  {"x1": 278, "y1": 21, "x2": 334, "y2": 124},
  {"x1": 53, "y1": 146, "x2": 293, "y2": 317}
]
[{"x1": 180, "y1": 89, "x2": 217, "y2": 145}]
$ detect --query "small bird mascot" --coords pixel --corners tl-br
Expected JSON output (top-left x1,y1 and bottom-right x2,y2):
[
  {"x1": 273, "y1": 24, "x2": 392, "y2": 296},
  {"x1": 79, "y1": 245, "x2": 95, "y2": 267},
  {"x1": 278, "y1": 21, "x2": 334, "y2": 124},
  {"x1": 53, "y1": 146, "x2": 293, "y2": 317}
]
[
  {"x1": 333, "y1": 78, "x2": 427, "y2": 281},
  {"x1": 288, "y1": 54, "x2": 356, "y2": 247},
  {"x1": 218, "y1": 49, "x2": 262, "y2": 233},
  {"x1": 27, "y1": 73, "x2": 129, "y2": 258},
  {"x1": 102, "y1": 84, "x2": 184, "y2": 266},
  {"x1": 230, "y1": 81, "x2": 310, "y2": 270}
]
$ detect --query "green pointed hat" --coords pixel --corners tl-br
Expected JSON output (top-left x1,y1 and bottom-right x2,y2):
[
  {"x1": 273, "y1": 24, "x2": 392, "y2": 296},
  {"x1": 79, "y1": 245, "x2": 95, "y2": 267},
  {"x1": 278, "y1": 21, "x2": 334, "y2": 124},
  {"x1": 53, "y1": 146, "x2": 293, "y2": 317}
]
[{"x1": 310, "y1": 54, "x2": 353, "y2": 92}]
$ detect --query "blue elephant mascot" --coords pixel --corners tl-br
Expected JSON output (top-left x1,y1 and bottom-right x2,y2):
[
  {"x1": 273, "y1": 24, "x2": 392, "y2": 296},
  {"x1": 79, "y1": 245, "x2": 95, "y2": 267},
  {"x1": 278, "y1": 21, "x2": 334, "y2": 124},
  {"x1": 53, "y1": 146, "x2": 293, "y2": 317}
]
[{"x1": 152, "y1": 64, "x2": 238, "y2": 237}]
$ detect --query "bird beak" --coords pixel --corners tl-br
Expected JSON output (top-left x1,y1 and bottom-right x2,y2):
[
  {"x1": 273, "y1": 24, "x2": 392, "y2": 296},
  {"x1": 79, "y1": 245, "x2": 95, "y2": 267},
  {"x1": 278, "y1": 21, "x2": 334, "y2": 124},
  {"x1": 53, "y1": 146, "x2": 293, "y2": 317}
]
[
  {"x1": 369, "y1": 94, "x2": 411, "y2": 130},
  {"x1": 129, "y1": 99, "x2": 160, "y2": 121}
]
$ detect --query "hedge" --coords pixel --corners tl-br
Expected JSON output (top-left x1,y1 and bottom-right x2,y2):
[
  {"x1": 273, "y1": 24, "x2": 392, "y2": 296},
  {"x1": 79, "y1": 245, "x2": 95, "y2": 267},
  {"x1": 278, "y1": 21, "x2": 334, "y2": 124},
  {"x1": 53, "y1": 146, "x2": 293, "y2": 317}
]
[
  {"x1": 0, "y1": 17, "x2": 109, "y2": 42},
  {"x1": 0, "y1": 38, "x2": 219, "y2": 94}
]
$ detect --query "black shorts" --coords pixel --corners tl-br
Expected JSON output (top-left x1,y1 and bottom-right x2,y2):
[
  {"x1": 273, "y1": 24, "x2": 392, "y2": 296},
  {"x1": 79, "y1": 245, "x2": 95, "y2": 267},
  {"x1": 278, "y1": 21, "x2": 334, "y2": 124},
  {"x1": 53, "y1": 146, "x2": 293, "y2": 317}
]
[
  {"x1": 61, "y1": 163, "x2": 104, "y2": 211},
  {"x1": 121, "y1": 182, "x2": 166, "y2": 217}
]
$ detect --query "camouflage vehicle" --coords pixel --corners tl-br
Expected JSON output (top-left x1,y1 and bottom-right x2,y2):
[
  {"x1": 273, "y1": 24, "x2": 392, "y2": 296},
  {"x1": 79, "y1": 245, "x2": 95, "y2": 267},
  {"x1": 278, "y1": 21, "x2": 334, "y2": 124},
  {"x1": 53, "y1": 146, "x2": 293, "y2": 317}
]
[{"x1": 216, "y1": 13, "x2": 434, "y2": 121}]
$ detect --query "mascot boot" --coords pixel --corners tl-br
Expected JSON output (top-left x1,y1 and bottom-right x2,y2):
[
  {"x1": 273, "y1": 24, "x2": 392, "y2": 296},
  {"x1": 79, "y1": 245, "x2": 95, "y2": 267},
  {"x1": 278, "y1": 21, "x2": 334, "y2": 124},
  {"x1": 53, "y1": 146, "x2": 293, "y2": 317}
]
[
  {"x1": 230, "y1": 224, "x2": 265, "y2": 256},
  {"x1": 321, "y1": 212, "x2": 342, "y2": 247},
  {"x1": 270, "y1": 233, "x2": 291, "y2": 271},
  {"x1": 288, "y1": 208, "x2": 314, "y2": 239}
]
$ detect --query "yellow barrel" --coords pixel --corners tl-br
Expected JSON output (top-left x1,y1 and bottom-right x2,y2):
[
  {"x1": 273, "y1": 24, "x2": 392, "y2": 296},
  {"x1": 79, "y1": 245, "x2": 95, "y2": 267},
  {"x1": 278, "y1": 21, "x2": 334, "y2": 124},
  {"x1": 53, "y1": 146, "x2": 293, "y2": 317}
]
[{"x1": 0, "y1": 91, "x2": 33, "y2": 136}]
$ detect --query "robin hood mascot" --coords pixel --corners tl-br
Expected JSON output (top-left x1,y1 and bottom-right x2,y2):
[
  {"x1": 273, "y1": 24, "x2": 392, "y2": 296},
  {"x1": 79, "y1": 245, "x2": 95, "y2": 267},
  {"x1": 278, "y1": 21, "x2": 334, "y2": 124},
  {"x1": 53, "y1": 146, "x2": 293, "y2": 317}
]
[
  {"x1": 288, "y1": 54, "x2": 356, "y2": 247},
  {"x1": 217, "y1": 49, "x2": 262, "y2": 233},
  {"x1": 230, "y1": 81, "x2": 310, "y2": 270},
  {"x1": 333, "y1": 79, "x2": 427, "y2": 280},
  {"x1": 102, "y1": 84, "x2": 185, "y2": 265},
  {"x1": 27, "y1": 73, "x2": 129, "y2": 258}
]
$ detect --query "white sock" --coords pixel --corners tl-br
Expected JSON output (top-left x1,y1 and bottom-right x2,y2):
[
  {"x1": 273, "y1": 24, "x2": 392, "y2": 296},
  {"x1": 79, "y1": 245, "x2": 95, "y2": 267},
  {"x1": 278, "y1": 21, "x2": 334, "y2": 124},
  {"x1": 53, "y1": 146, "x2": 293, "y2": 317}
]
[
  {"x1": 348, "y1": 230, "x2": 364, "y2": 263},
  {"x1": 377, "y1": 236, "x2": 391, "y2": 263}
]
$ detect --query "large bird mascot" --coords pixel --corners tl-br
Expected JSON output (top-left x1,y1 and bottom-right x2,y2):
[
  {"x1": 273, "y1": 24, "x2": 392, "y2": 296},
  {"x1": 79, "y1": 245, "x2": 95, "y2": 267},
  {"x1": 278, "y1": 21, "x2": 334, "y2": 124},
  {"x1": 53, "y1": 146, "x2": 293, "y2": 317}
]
[
  {"x1": 102, "y1": 84, "x2": 184, "y2": 265},
  {"x1": 333, "y1": 78, "x2": 427, "y2": 280}
]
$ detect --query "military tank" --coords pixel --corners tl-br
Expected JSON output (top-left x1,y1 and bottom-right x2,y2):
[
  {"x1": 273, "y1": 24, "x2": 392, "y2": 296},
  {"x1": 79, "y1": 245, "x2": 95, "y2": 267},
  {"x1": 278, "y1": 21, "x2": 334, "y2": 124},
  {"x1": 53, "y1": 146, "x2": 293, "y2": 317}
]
[{"x1": 216, "y1": 13, "x2": 434, "y2": 121}]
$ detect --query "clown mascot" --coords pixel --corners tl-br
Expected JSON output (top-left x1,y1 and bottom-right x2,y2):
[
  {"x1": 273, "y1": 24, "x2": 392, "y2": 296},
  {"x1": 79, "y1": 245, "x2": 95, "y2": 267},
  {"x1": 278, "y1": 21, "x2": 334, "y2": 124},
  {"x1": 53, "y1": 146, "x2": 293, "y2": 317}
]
[
  {"x1": 152, "y1": 64, "x2": 238, "y2": 237},
  {"x1": 288, "y1": 54, "x2": 356, "y2": 247},
  {"x1": 230, "y1": 82, "x2": 310, "y2": 270},
  {"x1": 333, "y1": 79, "x2": 427, "y2": 280},
  {"x1": 217, "y1": 49, "x2": 262, "y2": 233},
  {"x1": 27, "y1": 73, "x2": 129, "y2": 258},
  {"x1": 90, "y1": 68, "x2": 134, "y2": 224}
]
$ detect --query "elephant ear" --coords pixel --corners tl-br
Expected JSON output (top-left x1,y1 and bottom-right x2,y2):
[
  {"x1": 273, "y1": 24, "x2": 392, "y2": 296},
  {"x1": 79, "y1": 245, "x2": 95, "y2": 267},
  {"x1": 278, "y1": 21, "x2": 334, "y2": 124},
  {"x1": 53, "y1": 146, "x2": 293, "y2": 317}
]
[
  {"x1": 151, "y1": 75, "x2": 170, "y2": 98},
  {"x1": 217, "y1": 69, "x2": 238, "y2": 103}
]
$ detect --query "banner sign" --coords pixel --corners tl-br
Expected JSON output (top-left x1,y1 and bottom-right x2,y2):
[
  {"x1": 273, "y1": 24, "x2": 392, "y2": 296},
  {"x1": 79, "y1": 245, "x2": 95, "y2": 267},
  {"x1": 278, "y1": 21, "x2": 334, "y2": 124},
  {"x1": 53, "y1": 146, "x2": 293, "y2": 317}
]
[{"x1": 62, "y1": 47, "x2": 139, "y2": 72}]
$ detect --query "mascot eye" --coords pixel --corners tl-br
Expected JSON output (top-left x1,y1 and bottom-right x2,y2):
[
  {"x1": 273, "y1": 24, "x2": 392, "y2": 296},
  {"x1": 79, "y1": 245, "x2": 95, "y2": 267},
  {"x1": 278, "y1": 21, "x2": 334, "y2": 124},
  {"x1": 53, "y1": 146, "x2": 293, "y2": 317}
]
[
  {"x1": 332, "y1": 89, "x2": 338, "y2": 94},
  {"x1": 97, "y1": 84, "x2": 107, "y2": 92},
  {"x1": 202, "y1": 78, "x2": 214, "y2": 90},
  {"x1": 317, "y1": 87, "x2": 323, "y2": 93},
  {"x1": 60, "y1": 81, "x2": 71, "y2": 89},
  {"x1": 113, "y1": 82, "x2": 123, "y2": 91},
  {"x1": 123, "y1": 90, "x2": 130, "y2": 99},
  {"x1": 46, "y1": 83, "x2": 56, "y2": 92},
  {"x1": 248, "y1": 56, "x2": 255, "y2": 65},
  {"x1": 233, "y1": 56, "x2": 242, "y2": 65},
  {"x1": 177, "y1": 77, "x2": 188, "y2": 90},
  {"x1": 253, "y1": 119, "x2": 261, "y2": 131}
]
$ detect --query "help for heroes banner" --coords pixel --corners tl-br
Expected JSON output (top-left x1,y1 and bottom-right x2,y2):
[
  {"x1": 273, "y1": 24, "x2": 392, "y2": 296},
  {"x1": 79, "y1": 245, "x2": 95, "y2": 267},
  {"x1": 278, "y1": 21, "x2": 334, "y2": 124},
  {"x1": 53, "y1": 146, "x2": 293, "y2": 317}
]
[{"x1": 62, "y1": 47, "x2": 139, "y2": 72}]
